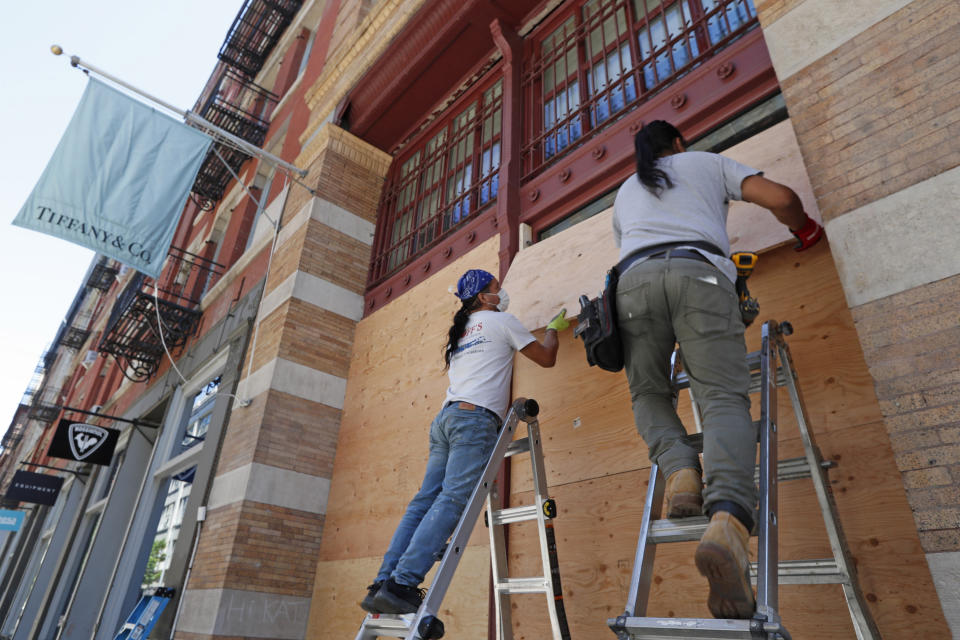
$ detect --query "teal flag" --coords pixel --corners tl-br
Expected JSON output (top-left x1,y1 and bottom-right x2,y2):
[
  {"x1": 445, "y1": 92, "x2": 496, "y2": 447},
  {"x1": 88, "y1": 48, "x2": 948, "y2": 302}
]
[{"x1": 13, "y1": 78, "x2": 212, "y2": 278}]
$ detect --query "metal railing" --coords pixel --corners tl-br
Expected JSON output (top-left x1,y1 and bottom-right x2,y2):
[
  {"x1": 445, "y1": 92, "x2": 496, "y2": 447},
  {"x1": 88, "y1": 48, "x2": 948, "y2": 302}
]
[
  {"x1": 521, "y1": 0, "x2": 757, "y2": 181},
  {"x1": 218, "y1": 0, "x2": 304, "y2": 77},
  {"x1": 191, "y1": 67, "x2": 279, "y2": 207},
  {"x1": 99, "y1": 248, "x2": 224, "y2": 382},
  {"x1": 369, "y1": 80, "x2": 503, "y2": 286}
]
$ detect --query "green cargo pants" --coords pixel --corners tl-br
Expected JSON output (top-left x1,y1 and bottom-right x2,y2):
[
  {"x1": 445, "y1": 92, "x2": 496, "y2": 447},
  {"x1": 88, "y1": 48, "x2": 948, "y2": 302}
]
[{"x1": 616, "y1": 254, "x2": 757, "y2": 516}]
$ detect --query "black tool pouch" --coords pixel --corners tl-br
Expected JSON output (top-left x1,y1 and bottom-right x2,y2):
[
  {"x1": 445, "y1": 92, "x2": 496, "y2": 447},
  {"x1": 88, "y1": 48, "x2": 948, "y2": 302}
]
[{"x1": 574, "y1": 267, "x2": 624, "y2": 372}]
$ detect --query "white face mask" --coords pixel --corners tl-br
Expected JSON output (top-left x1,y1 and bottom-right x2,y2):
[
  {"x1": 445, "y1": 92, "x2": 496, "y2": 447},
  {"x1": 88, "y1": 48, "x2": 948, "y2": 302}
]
[{"x1": 495, "y1": 288, "x2": 510, "y2": 312}]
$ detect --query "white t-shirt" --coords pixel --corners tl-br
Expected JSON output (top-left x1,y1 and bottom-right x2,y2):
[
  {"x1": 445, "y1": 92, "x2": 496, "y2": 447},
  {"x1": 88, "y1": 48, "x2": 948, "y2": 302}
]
[
  {"x1": 613, "y1": 151, "x2": 761, "y2": 283},
  {"x1": 445, "y1": 310, "x2": 536, "y2": 419}
]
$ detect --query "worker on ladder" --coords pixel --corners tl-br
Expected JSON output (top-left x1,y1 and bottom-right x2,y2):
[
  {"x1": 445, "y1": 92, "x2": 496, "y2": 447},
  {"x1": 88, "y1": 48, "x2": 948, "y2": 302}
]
[
  {"x1": 611, "y1": 120, "x2": 823, "y2": 619},
  {"x1": 359, "y1": 268, "x2": 570, "y2": 615}
]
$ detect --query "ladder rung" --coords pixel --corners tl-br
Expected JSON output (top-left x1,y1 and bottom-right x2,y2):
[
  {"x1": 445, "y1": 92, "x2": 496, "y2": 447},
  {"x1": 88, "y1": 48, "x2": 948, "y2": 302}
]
[
  {"x1": 491, "y1": 504, "x2": 539, "y2": 525},
  {"x1": 608, "y1": 616, "x2": 763, "y2": 638},
  {"x1": 751, "y1": 558, "x2": 846, "y2": 585},
  {"x1": 358, "y1": 613, "x2": 414, "y2": 637},
  {"x1": 674, "y1": 351, "x2": 788, "y2": 393},
  {"x1": 755, "y1": 456, "x2": 818, "y2": 483},
  {"x1": 505, "y1": 437, "x2": 530, "y2": 457},
  {"x1": 495, "y1": 577, "x2": 549, "y2": 594},
  {"x1": 648, "y1": 516, "x2": 710, "y2": 543},
  {"x1": 669, "y1": 440, "x2": 817, "y2": 482}
]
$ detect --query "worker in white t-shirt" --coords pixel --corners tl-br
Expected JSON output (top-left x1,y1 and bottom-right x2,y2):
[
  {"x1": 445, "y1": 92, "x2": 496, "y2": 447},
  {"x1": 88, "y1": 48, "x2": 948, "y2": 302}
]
[
  {"x1": 613, "y1": 120, "x2": 823, "y2": 619},
  {"x1": 361, "y1": 268, "x2": 570, "y2": 615}
]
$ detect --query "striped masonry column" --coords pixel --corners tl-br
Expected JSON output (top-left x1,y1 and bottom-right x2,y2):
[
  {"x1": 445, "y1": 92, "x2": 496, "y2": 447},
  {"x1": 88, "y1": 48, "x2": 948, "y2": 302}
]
[
  {"x1": 174, "y1": 124, "x2": 391, "y2": 640},
  {"x1": 757, "y1": 0, "x2": 960, "y2": 631}
]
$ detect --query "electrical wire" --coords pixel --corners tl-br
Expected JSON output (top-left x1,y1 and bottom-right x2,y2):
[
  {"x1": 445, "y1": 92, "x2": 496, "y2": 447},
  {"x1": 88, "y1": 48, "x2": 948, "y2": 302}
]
[{"x1": 152, "y1": 285, "x2": 250, "y2": 407}]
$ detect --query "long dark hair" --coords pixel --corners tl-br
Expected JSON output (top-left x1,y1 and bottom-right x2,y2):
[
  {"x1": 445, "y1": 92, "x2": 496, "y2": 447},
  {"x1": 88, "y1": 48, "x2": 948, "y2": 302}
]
[
  {"x1": 634, "y1": 120, "x2": 684, "y2": 196},
  {"x1": 443, "y1": 287, "x2": 488, "y2": 370}
]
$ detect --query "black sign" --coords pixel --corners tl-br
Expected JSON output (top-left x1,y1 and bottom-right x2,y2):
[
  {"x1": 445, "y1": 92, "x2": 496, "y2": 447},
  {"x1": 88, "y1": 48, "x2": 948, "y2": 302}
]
[
  {"x1": 5, "y1": 471, "x2": 64, "y2": 506},
  {"x1": 47, "y1": 420, "x2": 119, "y2": 466}
]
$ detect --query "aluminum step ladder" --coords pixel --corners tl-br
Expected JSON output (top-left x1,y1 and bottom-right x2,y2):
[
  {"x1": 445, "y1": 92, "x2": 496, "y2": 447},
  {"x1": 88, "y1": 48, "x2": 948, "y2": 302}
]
[
  {"x1": 608, "y1": 320, "x2": 881, "y2": 640},
  {"x1": 356, "y1": 398, "x2": 572, "y2": 640}
]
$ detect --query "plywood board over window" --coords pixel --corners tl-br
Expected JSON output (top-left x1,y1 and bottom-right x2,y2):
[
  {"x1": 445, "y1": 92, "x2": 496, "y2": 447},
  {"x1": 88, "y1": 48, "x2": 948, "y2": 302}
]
[
  {"x1": 503, "y1": 119, "x2": 821, "y2": 330},
  {"x1": 502, "y1": 241, "x2": 950, "y2": 638}
]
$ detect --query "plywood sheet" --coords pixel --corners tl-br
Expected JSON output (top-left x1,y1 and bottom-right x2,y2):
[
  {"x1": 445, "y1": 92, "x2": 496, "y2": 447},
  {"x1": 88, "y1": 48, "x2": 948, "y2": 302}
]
[
  {"x1": 318, "y1": 236, "x2": 501, "y2": 562},
  {"x1": 307, "y1": 547, "x2": 491, "y2": 640},
  {"x1": 509, "y1": 241, "x2": 882, "y2": 494},
  {"x1": 503, "y1": 120, "x2": 822, "y2": 330},
  {"x1": 724, "y1": 119, "x2": 823, "y2": 251},
  {"x1": 506, "y1": 422, "x2": 949, "y2": 639}
]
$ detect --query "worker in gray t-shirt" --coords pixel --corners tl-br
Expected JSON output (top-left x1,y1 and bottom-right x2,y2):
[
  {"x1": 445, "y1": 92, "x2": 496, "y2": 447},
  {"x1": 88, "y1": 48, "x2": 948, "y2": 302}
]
[{"x1": 612, "y1": 120, "x2": 823, "y2": 620}]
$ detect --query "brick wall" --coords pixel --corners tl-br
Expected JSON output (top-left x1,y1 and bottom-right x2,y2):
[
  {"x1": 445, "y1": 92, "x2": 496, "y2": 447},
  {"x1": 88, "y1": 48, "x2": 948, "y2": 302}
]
[
  {"x1": 851, "y1": 272, "x2": 960, "y2": 553},
  {"x1": 328, "y1": 0, "x2": 379, "y2": 62},
  {"x1": 778, "y1": 0, "x2": 960, "y2": 223},
  {"x1": 754, "y1": 0, "x2": 804, "y2": 26},
  {"x1": 177, "y1": 125, "x2": 389, "y2": 639}
]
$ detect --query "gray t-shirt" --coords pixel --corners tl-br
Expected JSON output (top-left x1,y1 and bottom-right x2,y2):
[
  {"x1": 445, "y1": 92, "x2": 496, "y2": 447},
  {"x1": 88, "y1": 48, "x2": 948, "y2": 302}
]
[{"x1": 612, "y1": 151, "x2": 761, "y2": 283}]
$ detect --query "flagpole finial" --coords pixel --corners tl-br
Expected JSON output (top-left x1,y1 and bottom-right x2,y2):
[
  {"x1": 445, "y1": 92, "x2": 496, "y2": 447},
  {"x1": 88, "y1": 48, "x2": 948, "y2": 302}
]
[{"x1": 50, "y1": 44, "x2": 63, "y2": 56}]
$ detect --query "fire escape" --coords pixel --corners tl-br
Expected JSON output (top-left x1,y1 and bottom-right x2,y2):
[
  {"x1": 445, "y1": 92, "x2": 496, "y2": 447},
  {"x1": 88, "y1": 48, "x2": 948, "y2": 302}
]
[
  {"x1": 24, "y1": 351, "x2": 61, "y2": 424},
  {"x1": 86, "y1": 258, "x2": 119, "y2": 291},
  {"x1": 98, "y1": 248, "x2": 224, "y2": 382},
  {"x1": 190, "y1": 0, "x2": 301, "y2": 208},
  {"x1": 96, "y1": 0, "x2": 301, "y2": 382},
  {"x1": 189, "y1": 67, "x2": 278, "y2": 208}
]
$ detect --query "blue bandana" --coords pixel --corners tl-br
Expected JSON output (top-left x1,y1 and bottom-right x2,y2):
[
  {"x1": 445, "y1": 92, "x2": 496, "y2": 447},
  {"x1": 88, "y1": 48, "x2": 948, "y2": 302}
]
[{"x1": 456, "y1": 269, "x2": 494, "y2": 300}]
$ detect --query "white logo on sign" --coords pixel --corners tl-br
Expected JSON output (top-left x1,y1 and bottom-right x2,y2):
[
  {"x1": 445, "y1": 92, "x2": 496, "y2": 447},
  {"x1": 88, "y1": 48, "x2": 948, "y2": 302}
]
[{"x1": 68, "y1": 423, "x2": 109, "y2": 461}]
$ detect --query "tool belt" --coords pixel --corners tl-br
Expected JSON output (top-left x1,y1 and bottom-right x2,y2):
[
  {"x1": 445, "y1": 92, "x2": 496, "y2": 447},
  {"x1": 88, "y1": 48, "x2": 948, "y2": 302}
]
[{"x1": 574, "y1": 241, "x2": 729, "y2": 372}]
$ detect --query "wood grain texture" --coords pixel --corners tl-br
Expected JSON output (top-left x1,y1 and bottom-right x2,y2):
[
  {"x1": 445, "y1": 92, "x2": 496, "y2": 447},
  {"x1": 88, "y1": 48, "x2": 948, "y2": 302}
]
[
  {"x1": 509, "y1": 241, "x2": 882, "y2": 495},
  {"x1": 502, "y1": 120, "x2": 821, "y2": 330},
  {"x1": 310, "y1": 205, "x2": 948, "y2": 633},
  {"x1": 306, "y1": 547, "x2": 491, "y2": 640},
  {"x1": 506, "y1": 423, "x2": 948, "y2": 639},
  {"x1": 315, "y1": 236, "x2": 501, "y2": 562}
]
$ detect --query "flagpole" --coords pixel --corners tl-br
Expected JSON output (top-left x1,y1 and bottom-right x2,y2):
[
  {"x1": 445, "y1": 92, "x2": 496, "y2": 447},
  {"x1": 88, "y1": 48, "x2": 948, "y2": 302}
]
[{"x1": 51, "y1": 45, "x2": 307, "y2": 178}]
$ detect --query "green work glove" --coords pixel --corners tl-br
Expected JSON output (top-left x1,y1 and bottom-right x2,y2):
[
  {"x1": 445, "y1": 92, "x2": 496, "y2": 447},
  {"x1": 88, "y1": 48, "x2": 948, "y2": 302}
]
[{"x1": 547, "y1": 308, "x2": 570, "y2": 332}]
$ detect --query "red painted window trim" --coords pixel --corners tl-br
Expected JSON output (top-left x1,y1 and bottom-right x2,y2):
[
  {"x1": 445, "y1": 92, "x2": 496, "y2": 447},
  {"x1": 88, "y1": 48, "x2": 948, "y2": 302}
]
[
  {"x1": 367, "y1": 65, "x2": 505, "y2": 291},
  {"x1": 364, "y1": 0, "x2": 773, "y2": 316}
]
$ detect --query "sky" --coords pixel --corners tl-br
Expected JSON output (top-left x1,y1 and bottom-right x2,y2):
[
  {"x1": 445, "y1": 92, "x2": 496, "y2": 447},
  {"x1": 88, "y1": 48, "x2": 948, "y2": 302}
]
[{"x1": 0, "y1": 1, "x2": 245, "y2": 434}]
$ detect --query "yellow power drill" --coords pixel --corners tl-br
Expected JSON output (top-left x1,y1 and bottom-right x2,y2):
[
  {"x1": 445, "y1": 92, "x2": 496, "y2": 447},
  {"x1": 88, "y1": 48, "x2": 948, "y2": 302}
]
[{"x1": 731, "y1": 252, "x2": 759, "y2": 326}]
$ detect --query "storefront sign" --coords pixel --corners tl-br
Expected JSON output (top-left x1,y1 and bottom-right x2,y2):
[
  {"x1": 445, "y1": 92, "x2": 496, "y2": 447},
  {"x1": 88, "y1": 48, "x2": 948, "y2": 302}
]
[
  {"x1": 0, "y1": 510, "x2": 25, "y2": 531},
  {"x1": 5, "y1": 470, "x2": 63, "y2": 506},
  {"x1": 48, "y1": 419, "x2": 119, "y2": 466}
]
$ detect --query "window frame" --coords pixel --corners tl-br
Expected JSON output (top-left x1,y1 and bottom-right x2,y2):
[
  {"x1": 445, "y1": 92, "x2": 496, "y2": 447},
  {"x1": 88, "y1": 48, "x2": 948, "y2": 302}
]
[
  {"x1": 522, "y1": 0, "x2": 758, "y2": 182},
  {"x1": 369, "y1": 69, "x2": 505, "y2": 288}
]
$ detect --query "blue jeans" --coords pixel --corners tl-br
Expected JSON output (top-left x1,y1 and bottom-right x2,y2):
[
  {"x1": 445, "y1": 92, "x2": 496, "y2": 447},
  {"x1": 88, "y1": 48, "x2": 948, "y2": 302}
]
[{"x1": 376, "y1": 404, "x2": 500, "y2": 587}]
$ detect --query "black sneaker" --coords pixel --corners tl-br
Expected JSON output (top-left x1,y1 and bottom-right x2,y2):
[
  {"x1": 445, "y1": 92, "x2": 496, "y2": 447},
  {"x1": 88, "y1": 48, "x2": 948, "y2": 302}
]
[
  {"x1": 372, "y1": 578, "x2": 425, "y2": 614},
  {"x1": 360, "y1": 581, "x2": 383, "y2": 613}
]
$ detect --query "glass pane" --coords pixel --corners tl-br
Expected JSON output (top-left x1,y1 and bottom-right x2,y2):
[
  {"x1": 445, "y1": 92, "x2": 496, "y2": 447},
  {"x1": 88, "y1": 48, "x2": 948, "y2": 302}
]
[
  {"x1": 589, "y1": 43, "x2": 636, "y2": 125},
  {"x1": 479, "y1": 141, "x2": 501, "y2": 206},
  {"x1": 445, "y1": 161, "x2": 473, "y2": 228},
  {"x1": 182, "y1": 376, "x2": 220, "y2": 449},
  {"x1": 637, "y1": 3, "x2": 698, "y2": 89},
  {"x1": 141, "y1": 469, "x2": 194, "y2": 589},
  {"x1": 632, "y1": 0, "x2": 663, "y2": 19},
  {"x1": 702, "y1": 0, "x2": 756, "y2": 44},
  {"x1": 544, "y1": 82, "x2": 582, "y2": 159},
  {"x1": 542, "y1": 17, "x2": 576, "y2": 94}
]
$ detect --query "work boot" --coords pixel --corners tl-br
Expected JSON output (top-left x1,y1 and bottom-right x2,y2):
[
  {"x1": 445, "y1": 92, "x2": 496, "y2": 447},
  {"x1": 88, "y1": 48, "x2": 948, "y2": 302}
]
[
  {"x1": 665, "y1": 468, "x2": 703, "y2": 518},
  {"x1": 694, "y1": 511, "x2": 755, "y2": 619},
  {"x1": 372, "y1": 577, "x2": 425, "y2": 614},
  {"x1": 360, "y1": 581, "x2": 383, "y2": 613}
]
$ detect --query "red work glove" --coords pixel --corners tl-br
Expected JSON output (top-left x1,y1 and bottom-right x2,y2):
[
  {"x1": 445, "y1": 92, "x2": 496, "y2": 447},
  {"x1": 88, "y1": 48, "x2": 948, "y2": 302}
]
[{"x1": 790, "y1": 214, "x2": 824, "y2": 251}]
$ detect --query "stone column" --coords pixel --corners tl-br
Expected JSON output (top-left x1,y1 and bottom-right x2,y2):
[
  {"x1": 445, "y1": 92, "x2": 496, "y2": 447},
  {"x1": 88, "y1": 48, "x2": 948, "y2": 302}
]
[{"x1": 175, "y1": 124, "x2": 390, "y2": 640}]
